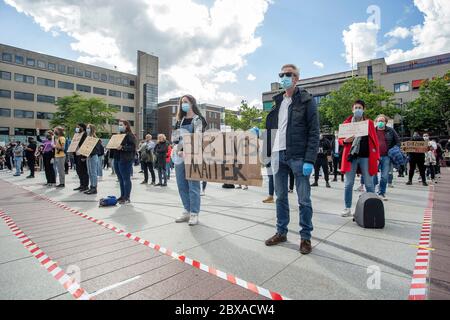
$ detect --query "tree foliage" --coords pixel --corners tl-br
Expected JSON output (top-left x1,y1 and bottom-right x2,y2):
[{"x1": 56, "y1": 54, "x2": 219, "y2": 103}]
[
  {"x1": 403, "y1": 71, "x2": 450, "y2": 135},
  {"x1": 50, "y1": 94, "x2": 118, "y2": 136},
  {"x1": 225, "y1": 101, "x2": 268, "y2": 130},
  {"x1": 319, "y1": 77, "x2": 397, "y2": 130}
]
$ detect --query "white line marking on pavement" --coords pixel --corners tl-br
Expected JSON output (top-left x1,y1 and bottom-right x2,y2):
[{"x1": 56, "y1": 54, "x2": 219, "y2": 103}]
[{"x1": 89, "y1": 276, "x2": 141, "y2": 298}]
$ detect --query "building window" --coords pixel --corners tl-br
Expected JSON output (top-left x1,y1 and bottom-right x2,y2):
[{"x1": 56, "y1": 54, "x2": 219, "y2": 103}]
[
  {"x1": 109, "y1": 90, "x2": 121, "y2": 98},
  {"x1": 108, "y1": 75, "x2": 115, "y2": 83},
  {"x1": 14, "y1": 128, "x2": 36, "y2": 136},
  {"x1": 130, "y1": 80, "x2": 135, "y2": 87},
  {"x1": 58, "y1": 64, "x2": 66, "y2": 73},
  {"x1": 15, "y1": 55, "x2": 24, "y2": 65},
  {"x1": 76, "y1": 69, "x2": 84, "y2": 77},
  {"x1": 313, "y1": 94, "x2": 327, "y2": 105},
  {"x1": 85, "y1": 70, "x2": 92, "y2": 78},
  {"x1": 67, "y1": 66, "x2": 75, "y2": 75},
  {"x1": 37, "y1": 77, "x2": 56, "y2": 87},
  {"x1": 109, "y1": 104, "x2": 121, "y2": 112},
  {"x1": 37, "y1": 112, "x2": 54, "y2": 120},
  {"x1": 58, "y1": 81, "x2": 74, "y2": 90},
  {"x1": 123, "y1": 106, "x2": 134, "y2": 113},
  {"x1": 412, "y1": 79, "x2": 427, "y2": 90},
  {"x1": 37, "y1": 60, "x2": 46, "y2": 69},
  {"x1": 172, "y1": 106, "x2": 177, "y2": 114},
  {"x1": 367, "y1": 66, "x2": 373, "y2": 80},
  {"x1": 123, "y1": 92, "x2": 135, "y2": 100},
  {"x1": 0, "y1": 108, "x2": 11, "y2": 117},
  {"x1": 2, "y1": 52, "x2": 12, "y2": 62},
  {"x1": 48, "y1": 63, "x2": 56, "y2": 71},
  {"x1": 0, "y1": 71, "x2": 11, "y2": 80},
  {"x1": 0, "y1": 89, "x2": 11, "y2": 99},
  {"x1": 129, "y1": 120, "x2": 135, "y2": 127},
  {"x1": 122, "y1": 78, "x2": 128, "y2": 86},
  {"x1": 101, "y1": 74, "x2": 107, "y2": 81},
  {"x1": 76, "y1": 84, "x2": 91, "y2": 93},
  {"x1": 0, "y1": 127, "x2": 8, "y2": 135},
  {"x1": 115, "y1": 77, "x2": 122, "y2": 85},
  {"x1": 37, "y1": 95, "x2": 56, "y2": 104},
  {"x1": 93, "y1": 87, "x2": 107, "y2": 95},
  {"x1": 394, "y1": 82, "x2": 410, "y2": 93},
  {"x1": 93, "y1": 72, "x2": 100, "y2": 80},
  {"x1": 26, "y1": 58, "x2": 35, "y2": 67},
  {"x1": 15, "y1": 73, "x2": 35, "y2": 84},
  {"x1": 14, "y1": 109, "x2": 34, "y2": 119},
  {"x1": 14, "y1": 91, "x2": 34, "y2": 101}
]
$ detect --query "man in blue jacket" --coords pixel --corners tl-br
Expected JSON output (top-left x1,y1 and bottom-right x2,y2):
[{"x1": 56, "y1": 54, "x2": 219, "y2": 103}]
[{"x1": 264, "y1": 64, "x2": 320, "y2": 255}]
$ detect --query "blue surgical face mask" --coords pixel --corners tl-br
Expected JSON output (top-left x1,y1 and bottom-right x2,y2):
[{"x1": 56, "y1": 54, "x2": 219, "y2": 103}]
[
  {"x1": 86, "y1": 128, "x2": 91, "y2": 135},
  {"x1": 75, "y1": 128, "x2": 80, "y2": 133},
  {"x1": 118, "y1": 125, "x2": 125, "y2": 133},
  {"x1": 353, "y1": 109, "x2": 364, "y2": 119},
  {"x1": 182, "y1": 103, "x2": 191, "y2": 113},
  {"x1": 280, "y1": 76, "x2": 293, "y2": 90}
]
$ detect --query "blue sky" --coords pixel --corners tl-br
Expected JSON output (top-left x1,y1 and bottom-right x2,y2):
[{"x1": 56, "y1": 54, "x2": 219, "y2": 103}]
[{"x1": 0, "y1": 0, "x2": 447, "y2": 108}]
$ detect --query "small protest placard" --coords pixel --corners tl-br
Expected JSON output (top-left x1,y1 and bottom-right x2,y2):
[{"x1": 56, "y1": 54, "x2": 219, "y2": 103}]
[
  {"x1": 78, "y1": 136, "x2": 100, "y2": 157},
  {"x1": 106, "y1": 134, "x2": 126, "y2": 150},
  {"x1": 338, "y1": 121, "x2": 369, "y2": 139},
  {"x1": 182, "y1": 132, "x2": 263, "y2": 187},
  {"x1": 67, "y1": 133, "x2": 83, "y2": 153},
  {"x1": 401, "y1": 141, "x2": 428, "y2": 153}
]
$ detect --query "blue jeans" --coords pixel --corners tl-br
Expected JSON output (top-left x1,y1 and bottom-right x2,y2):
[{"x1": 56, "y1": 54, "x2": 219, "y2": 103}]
[
  {"x1": 97, "y1": 155, "x2": 104, "y2": 177},
  {"x1": 114, "y1": 159, "x2": 133, "y2": 199},
  {"x1": 87, "y1": 155, "x2": 99, "y2": 188},
  {"x1": 344, "y1": 157, "x2": 375, "y2": 209},
  {"x1": 373, "y1": 156, "x2": 390, "y2": 196},
  {"x1": 166, "y1": 162, "x2": 171, "y2": 178},
  {"x1": 273, "y1": 151, "x2": 313, "y2": 241},
  {"x1": 14, "y1": 157, "x2": 23, "y2": 175},
  {"x1": 175, "y1": 163, "x2": 201, "y2": 214}
]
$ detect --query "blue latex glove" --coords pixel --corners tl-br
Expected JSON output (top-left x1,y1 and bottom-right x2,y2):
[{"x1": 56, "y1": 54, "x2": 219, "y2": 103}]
[{"x1": 302, "y1": 162, "x2": 314, "y2": 176}]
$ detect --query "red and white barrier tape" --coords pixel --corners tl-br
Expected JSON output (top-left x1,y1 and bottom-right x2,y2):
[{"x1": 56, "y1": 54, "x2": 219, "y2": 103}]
[
  {"x1": 408, "y1": 184, "x2": 434, "y2": 300},
  {"x1": 6, "y1": 185, "x2": 289, "y2": 301},
  {"x1": 0, "y1": 211, "x2": 91, "y2": 300}
]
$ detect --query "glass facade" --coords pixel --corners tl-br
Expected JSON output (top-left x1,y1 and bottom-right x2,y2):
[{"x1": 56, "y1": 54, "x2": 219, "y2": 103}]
[
  {"x1": 0, "y1": 108, "x2": 11, "y2": 117},
  {"x1": 14, "y1": 91, "x2": 34, "y2": 101},
  {"x1": 93, "y1": 87, "x2": 107, "y2": 95},
  {"x1": 37, "y1": 112, "x2": 54, "y2": 120},
  {"x1": 143, "y1": 83, "x2": 158, "y2": 137},
  {"x1": 37, "y1": 77, "x2": 56, "y2": 87},
  {"x1": 76, "y1": 84, "x2": 91, "y2": 93},
  {"x1": 37, "y1": 95, "x2": 56, "y2": 104},
  {"x1": 0, "y1": 89, "x2": 11, "y2": 99},
  {"x1": 394, "y1": 82, "x2": 410, "y2": 93},
  {"x1": 14, "y1": 109, "x2": 34, "y2": 119},
  {"x1": 0, "y1": 71, "x2": 11, "y2": 80},
  {"x1": 58, "y1": 81, "x2": 74, "y2": 90}
]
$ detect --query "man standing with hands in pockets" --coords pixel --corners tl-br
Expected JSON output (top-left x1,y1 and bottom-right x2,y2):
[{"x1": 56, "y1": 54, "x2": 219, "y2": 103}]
[{"x1": 265, "y1": 64, "x2": 320, "y2": 255}]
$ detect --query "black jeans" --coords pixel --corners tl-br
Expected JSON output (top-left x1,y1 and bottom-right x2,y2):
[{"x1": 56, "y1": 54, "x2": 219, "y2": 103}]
[
  {"x1": 288, "y1": 168, "x2": 294, "y2": 191},
  {"x1": 75, "y1": 155, "x2": 89, "y2": 188},
  {"x1": 27, "y1": 157, "x2": 35, "y2": 177},
  {"x1": 314, "y1": 156, "x2": 329, "y2": 182},
  {"x1": 408, "y1": 154, "x2": 426, "y2": 182},
  {"x1": 43, "y1": 152, "x2": 56, "y2": 184},
  {"x1": 142, "y1": 161, "x2": 156, "y2": 183},
  {"x1": 332, "y1": 155, "x2": 344, "y2": 180}
]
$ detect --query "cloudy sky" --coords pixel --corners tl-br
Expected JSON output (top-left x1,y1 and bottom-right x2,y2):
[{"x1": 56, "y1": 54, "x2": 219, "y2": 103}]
[{"x1": 1, "y1": 0, "x2": 449, "y2": 109}]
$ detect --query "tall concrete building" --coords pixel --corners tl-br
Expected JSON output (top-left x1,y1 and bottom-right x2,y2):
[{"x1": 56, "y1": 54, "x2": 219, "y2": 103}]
[
  {"x1": 0, "y1": 43, "x2": 158, "y2": 142},
  {"x1": 262, "y1": 52, "x2": 450, "y2": 114},
  {"x1": 157, "y1": 97, "x2": 225, "y2": 141}
]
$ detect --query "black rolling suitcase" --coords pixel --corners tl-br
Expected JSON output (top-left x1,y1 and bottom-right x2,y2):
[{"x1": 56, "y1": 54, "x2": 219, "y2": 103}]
[{"x1": 353, "y1": 193, "x2": 385, "y2": 229}]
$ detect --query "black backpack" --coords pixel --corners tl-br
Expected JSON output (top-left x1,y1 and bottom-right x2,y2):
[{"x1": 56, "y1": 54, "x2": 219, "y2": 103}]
[{"x1": 353, "y1": 193, "x2": 385, "y2": 229}]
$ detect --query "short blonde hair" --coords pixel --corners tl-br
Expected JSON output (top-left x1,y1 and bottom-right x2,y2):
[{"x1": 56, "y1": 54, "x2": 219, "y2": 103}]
[{"x1": 157, "y1": 134, "x2": 166, "y2": 142}]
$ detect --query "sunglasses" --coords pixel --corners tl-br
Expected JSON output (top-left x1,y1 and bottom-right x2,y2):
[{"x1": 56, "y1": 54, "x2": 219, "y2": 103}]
[{"x1": 279, "y1": 72, "x2": 296, "y2": 78}]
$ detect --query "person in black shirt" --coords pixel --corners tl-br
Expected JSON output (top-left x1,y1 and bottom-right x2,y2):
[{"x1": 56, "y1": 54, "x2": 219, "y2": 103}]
[
  {"x1": 25, "y1": 137, "x2": 37, "y2": 178},
  {"x1": 311, "y1": 134, "x2": 332, "y2": 188}
]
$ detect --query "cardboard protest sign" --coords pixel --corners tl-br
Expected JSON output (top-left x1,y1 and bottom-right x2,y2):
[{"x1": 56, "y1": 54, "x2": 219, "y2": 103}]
[
  {"x1": 67, "y1": 133, "x2": 83, "y2": 153},
  {"x1": 183, "y1": 132, "x2": 263, "y2": 187},
  {"x1": 78, "y1": 136, "x2": 100, "y2": 157},
  {"x1": 106, "y1": 134, "x2": 126, "y2": 149},
  {"x1": 401, "y1": 141, "x2": 428, "y2": 153},
  {"x1": 338, "y1": 121, "x2": 369, "y2": 139}
]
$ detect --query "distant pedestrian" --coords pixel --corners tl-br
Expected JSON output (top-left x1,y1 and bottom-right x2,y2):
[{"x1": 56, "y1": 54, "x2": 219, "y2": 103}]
[{"x1": 155, "y1": 134, "x2": 168, "y2": 187}]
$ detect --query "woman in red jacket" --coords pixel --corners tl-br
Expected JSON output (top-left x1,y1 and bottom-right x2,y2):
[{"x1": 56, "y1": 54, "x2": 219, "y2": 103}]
[{"x1": 339, "y1": 100, "x2": 380, "y2": 217}]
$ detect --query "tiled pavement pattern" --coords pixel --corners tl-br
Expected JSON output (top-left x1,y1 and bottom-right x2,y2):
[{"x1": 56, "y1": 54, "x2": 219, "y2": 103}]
[
  {"x1": 428, "y1": 168, "x2": 450, "y2": 300},
  {"x1": 0, "y1": 164, "x2": 439, "y2": 299},
  {"x1": 0, "y1": 179, "x2": 267, "y2": 300}
]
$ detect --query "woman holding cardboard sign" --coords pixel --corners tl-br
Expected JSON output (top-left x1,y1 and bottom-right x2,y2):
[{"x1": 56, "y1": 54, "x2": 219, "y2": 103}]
[
  {"x1": 84, "y1": 124, "x2": 102, "y2": 195},
  {"x1": 339, "y1": 100, "x2": 380, "y2": 218},
  {"x1": 173, "y1": 95, "x2": 207, "y2": 226}
]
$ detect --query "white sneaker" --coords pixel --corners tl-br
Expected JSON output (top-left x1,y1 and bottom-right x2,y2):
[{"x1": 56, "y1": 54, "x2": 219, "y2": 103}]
[
  {"x1": 354, "y1": 185, "x2": 364, "y2": 192},
  {"x1": 200, "y1": 190, "x2": 205, "y2": 196},
  {"x1": 341, "y1": 208, "x2": 352, "y2": 217},
  {"x1": 188, "y1": 214, "x2": 199, "y2": 226},
  {"x1": 175, "y1": 211, "x2": 190, "y2": 223}
]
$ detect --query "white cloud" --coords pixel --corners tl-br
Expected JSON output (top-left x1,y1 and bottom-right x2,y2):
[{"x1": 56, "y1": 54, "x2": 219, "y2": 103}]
[
  {"x1": 4, "y1": 0, "x2": 271, "y2": 107},
  {"x1": 342, "y1": 22, "x2": 380, "y2": 67},
  {"x1": 313, "y1": 61, "x2": 324, "y2": 69},
  {"x1": 385, "y1": 26, "x2": 411, "y2": 39},
  {"x1": 385, "y1": 0, "x2": 450, "y2": 64},
  {"x1": 247, "y1": 73, "x2": 256, "y2": 81}
]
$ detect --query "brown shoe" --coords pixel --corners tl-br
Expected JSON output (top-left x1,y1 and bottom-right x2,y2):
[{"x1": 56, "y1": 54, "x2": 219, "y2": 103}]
[
  {"x1": 300, "y1": 239, "x2": 312, "y2": 255},
  {"x1": 265, "y1": 233, "x2": 287, "y2": 246}
]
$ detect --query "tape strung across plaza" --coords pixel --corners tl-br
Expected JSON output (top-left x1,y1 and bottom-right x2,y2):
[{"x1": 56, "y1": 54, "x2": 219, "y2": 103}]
[{"x1": 183, "y1": 132, "x2": 263, "y2": 187}]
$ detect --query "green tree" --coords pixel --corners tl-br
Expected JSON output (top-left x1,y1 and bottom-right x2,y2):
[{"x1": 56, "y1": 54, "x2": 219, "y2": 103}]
[
  {"x1": 225, "y1": 100, "x2": 268, "y2": 130},
  {"x1": 50, "y1": 94, "x2": 118, "y2": 136},
  {"x1": 319, "y1": 77, "x2": 397, "y2": 130},
  {"x1": 404, "y1": 71, "x2": 450, "y2": 135}
]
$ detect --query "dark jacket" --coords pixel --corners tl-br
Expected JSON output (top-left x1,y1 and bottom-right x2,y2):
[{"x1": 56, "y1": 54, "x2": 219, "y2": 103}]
[
  {"x1": 317, "y1": 137, "x2": 331, "y2": 158},
  {"x1": 154, "y1": 141, "x2": 168, "y2": 169},
  {"x1": 114, "y1": 133, "x2": 137, "y2": 162},
  {"x1": 377, "y1": 126, "x2": 400, "y2": 150},
  {"x1": 266, "y1": 87, "x2": 320, "y2": 164},
  {"x1": 89, "y1": 140, "x2": 102, "y2": 158}
]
